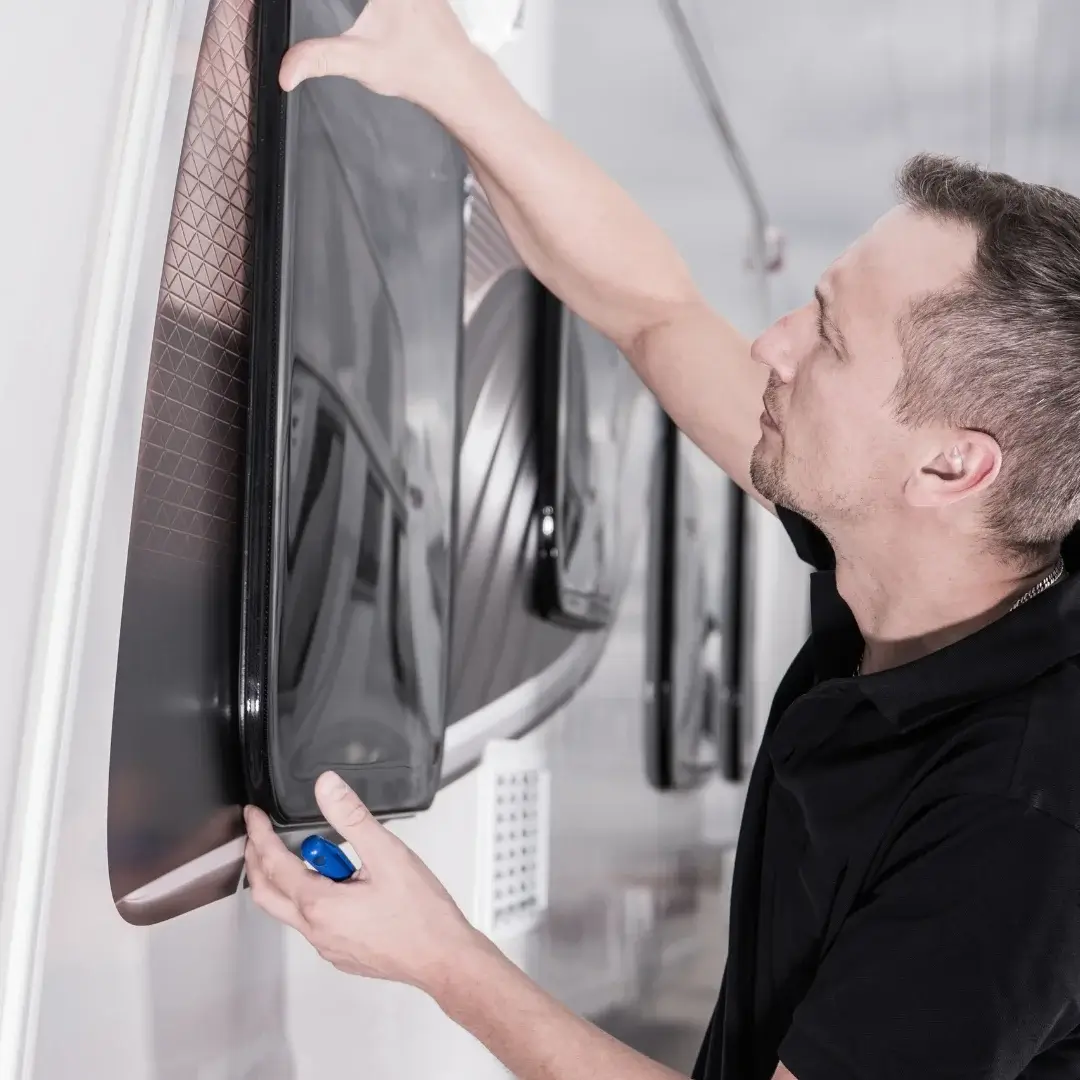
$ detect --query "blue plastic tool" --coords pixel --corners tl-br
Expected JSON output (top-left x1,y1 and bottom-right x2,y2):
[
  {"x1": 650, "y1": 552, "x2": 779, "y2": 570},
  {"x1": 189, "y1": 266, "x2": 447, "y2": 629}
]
[{"x1": 300, "y1": 835, "x2": 357, "y2": 882}]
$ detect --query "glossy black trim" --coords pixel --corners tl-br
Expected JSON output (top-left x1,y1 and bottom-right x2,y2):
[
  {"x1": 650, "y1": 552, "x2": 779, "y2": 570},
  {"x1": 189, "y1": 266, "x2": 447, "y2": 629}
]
[
  {"x1": 720, "y1": 483, "x2": 748, "y2": 781},
  {"x1": 531, "y1": 281, "x2": 612, "y2": 630},
  {"x1": 239, "y1": 0, "x2": 290, "y2": 816},
  {"x1": 644, "y1": 416, "x2": 679, "y2": 788}
]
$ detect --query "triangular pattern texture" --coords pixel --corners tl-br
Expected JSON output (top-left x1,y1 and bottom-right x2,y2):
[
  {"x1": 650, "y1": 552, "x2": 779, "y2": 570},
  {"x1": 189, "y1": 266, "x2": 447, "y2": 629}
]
[{"x1": 131, "y1": 0, "x2": 256, "y2": 565}]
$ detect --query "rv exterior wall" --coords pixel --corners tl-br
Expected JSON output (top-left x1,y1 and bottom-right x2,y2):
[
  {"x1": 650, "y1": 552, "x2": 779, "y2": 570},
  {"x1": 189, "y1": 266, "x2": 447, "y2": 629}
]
[{"x1": 1, "y1": 0, "x2": 808, "y2": 1077}]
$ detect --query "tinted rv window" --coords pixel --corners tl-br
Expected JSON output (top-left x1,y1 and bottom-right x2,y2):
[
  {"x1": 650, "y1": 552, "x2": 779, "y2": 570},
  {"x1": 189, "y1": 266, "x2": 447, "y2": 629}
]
[
  {"x1": 644, "y1": 420, "x2": 720, "y2": 791},
  {"x1": 240, "y1": 0, "x2": 465, "y2": 825},
  {"x1": 533, "y1": 293, "x2": 637, "y2": 628}
]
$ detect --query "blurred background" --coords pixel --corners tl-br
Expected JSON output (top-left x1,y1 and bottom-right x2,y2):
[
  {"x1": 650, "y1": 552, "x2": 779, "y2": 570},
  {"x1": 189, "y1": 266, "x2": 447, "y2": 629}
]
[{"x1": 542, "y1": 0, "x2": 1080, "y2": 1069}]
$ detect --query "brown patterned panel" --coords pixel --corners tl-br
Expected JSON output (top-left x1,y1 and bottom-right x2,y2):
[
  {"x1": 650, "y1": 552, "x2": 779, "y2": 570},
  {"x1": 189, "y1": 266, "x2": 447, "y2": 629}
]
[
  {"x1": 131, "y1": 0, "x2": 256, "y2": 565},
  {"x1": 109, "y1": 0, "x2": 259, "y2": 914}
]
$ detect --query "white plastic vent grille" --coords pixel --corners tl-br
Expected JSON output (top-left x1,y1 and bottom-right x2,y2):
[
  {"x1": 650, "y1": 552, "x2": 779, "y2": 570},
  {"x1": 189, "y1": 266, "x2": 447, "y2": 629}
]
[{"x1": 474, "y1": 740, "x2": 551, "y2": 937}]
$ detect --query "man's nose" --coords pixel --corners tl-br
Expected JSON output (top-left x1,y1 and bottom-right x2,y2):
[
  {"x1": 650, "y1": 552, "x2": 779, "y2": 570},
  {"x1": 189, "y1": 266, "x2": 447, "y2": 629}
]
[{"x1": 750, "y1": 308, "x2": 805, "y2": 383}]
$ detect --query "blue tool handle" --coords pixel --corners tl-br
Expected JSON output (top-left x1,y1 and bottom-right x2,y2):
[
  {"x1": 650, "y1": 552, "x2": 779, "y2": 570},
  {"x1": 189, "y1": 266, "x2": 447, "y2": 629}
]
[{"x1": 300, "y1": 834, "x2": 357, "y2": 882}]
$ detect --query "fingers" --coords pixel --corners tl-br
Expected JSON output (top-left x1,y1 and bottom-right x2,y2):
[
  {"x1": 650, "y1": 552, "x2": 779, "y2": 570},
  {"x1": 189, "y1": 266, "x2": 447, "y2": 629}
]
[
  {"x1": 279, "y1": 37, "x2": 366, "y2": 91},
  {"x1": 314, "y1": 771, "x2": 393, "y2": 862},
  {"x1": 244, "y1": 805, "x2": 331, "y2": 906},
  {"x1": 244, "y1": 840, "x2": 309, "y2": 935}
]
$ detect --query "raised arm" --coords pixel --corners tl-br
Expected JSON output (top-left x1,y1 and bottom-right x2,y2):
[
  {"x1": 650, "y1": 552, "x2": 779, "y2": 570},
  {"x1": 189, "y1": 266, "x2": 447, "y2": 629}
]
[
  {"x1": 280, "y1": 0, "x2": 771, "y2": 507},
  {"x1": 449, "y1": 60, "x2": 769, "y2": 506}
]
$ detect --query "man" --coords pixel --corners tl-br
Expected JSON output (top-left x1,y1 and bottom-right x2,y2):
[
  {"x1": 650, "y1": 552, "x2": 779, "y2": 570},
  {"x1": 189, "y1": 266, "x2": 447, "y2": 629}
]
[{"x1": 243, "y1": 1, "x2": 1080, "y2": 1077}]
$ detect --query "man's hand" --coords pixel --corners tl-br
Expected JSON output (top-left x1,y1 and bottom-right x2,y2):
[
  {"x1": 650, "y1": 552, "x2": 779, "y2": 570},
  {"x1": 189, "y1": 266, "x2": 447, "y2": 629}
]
[
  {"x1": 279, "y1": 0, "x2": 475, "y2": 109},
  {"x1": 244, "y1": 772, "x2": 485, "y2": 994},
  {"x1": 246, "y1": 776, "x2": 695, "y2": 1080}
]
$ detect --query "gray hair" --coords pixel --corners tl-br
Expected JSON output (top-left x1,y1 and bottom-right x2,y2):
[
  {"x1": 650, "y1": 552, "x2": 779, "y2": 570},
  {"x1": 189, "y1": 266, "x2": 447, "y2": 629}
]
[{"x1": 891, "y1": 152, "x2": 1080, "y2": 563}]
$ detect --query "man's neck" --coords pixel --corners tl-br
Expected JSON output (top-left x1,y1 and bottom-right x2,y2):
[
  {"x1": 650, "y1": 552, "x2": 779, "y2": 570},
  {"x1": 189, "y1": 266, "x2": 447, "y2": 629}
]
[{"x1": 831, "y1": 528, "x2": 1059, "y2": 676}]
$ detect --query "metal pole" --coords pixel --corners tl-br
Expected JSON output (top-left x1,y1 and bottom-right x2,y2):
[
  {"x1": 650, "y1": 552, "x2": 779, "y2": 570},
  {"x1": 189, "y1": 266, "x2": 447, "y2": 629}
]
[{"x1": 657, "y1": 0, "x2": 774, "y2": 325}]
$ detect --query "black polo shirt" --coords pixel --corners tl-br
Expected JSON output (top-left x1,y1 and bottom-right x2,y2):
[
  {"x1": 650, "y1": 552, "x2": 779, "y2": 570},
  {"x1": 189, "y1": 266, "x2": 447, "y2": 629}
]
[{"x1": 693, "y1": 507, "x2": 1080, "y2": 1080}]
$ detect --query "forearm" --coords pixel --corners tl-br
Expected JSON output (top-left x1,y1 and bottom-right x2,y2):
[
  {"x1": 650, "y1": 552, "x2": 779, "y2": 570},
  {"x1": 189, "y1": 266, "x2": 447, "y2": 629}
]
[
  {"x1": 430, "y1": 51, "x2": 699, "y2": 352},
  {"x1": 428, "y1": 936, "x2": 688, "y2": 1080}
]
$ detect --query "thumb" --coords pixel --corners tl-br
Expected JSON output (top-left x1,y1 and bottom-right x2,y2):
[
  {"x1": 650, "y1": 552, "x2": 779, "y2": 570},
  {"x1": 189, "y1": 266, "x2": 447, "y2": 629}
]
[
  {"x1": 279, "y1": 36, "x2": 366, "y2": 91},
  {"x1": 314, "y1": 771, "x2": 393, "y2": 861}
]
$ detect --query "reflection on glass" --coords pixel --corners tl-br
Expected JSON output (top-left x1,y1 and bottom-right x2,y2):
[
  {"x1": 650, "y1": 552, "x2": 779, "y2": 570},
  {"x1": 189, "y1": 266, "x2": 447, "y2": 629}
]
[
  {"x1": 670, "y1": 434, "x2": 721, "y2": 784},
  {"x1": 671, "y1": 444, "x2": 710, "y2": 747},
  {"x1": 276, "y1": 365, "x2": 408, "y2": 780},
  {"x1": 645, "y1": 425, "x2": 721, "y2": 791},
  {"x1": 255, "y1": 0, "x2": 464, "y2": 823},
  {"x1": 548, "y1": 312, "x2": 639, "y2": 623},
  {"x1": 560, "y1": 329, "x2": 590, "y2": 576},
  {"x1": 353, "y1": 470, "x2": 384, "y2": 600}
]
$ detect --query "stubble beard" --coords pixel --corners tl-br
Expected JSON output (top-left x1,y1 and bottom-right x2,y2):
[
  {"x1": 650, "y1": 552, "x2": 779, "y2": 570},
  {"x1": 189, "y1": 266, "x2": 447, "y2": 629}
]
[{"x1": 749, "y1": 439, "x2": 792, "y2": 509}]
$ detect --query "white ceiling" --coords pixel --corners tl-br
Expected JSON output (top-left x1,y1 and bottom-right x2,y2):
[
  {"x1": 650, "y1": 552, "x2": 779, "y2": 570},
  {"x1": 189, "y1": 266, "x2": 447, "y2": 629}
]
[{"x1": 550, "y1": 0, "x2": 1080, "y2": 333}]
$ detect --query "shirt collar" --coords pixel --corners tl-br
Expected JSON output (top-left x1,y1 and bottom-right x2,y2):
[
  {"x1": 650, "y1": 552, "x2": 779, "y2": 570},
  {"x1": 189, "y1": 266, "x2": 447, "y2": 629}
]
[{"x1": 808, "y1": 562, "x2": 1080, "y2": 730}]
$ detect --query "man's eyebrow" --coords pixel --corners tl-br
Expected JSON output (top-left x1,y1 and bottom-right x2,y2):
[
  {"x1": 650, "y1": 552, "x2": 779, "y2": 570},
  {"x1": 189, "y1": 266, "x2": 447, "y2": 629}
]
[{"x1": 815, "y1": 286, "x2": 849, "y2": 356}]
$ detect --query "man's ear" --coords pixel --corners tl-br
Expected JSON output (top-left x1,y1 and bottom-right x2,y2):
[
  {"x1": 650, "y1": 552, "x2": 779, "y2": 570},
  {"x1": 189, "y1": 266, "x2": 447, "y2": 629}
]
[{"x1": 904, "y1": 430, "x2": 1001, "y2": 508}]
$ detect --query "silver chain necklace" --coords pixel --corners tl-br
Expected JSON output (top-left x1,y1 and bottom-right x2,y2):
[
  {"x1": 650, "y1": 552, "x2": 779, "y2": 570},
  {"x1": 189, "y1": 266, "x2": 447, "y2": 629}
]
[{"x1": 853, "y1": 556, "x2": 1067, "y2": 677}]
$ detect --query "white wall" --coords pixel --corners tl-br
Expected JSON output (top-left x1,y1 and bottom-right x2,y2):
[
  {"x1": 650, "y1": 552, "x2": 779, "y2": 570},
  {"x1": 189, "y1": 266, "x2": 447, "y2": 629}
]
[
  {"x1": 0, "y1": 1, "x2": 186, "y2": 1073},
  {"x1": 0, "y1": 0, "x2": 140, "y2": 914}
]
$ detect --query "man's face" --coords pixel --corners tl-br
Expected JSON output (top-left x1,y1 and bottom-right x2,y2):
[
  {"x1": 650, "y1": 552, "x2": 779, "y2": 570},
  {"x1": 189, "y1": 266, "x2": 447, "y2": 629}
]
[{"x1": 749, "y1": 206, "x2": 978, "y2": 529}]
